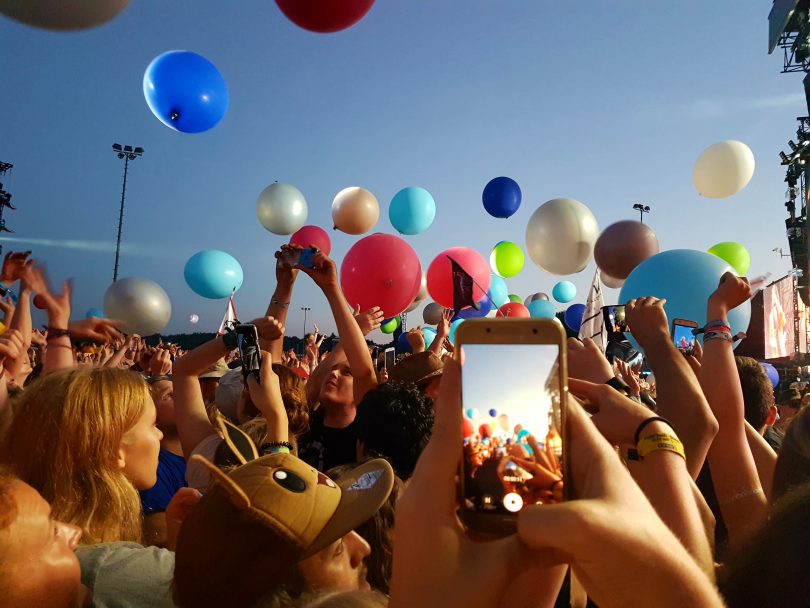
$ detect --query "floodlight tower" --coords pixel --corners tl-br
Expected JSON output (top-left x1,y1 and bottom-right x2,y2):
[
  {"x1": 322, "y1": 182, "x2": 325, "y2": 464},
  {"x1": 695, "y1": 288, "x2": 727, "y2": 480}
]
[{"x1": 111, "y1": 144, "x2": 144, "y2": 283}]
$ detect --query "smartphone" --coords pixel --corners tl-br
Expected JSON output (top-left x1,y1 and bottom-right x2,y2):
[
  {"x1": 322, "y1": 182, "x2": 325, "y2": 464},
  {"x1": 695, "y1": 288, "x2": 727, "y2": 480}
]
[
  {"x1": 384, "y1": 347, "x2": 395, "y2": 370},
  {"x1": 456, "y1": 318, "x2": 568, "y2": 535},
  {"x1": 235, "y1": 324, "x2": 262, "y2": 382},
  {"x1": 671, "y1": 319, "x2": 699, "y2": 356},
  {"x1": 277, "y1": 247, "x2": 316, "y2": 270},
  {"x1": 603, "y1": 305, "x2": 627, "y2": 336}
]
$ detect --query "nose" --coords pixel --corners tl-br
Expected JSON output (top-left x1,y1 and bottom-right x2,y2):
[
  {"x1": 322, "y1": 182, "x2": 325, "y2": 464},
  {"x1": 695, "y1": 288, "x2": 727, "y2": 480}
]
[
  {"x1": 344, "y1": 530, "x2": 371, "y2": 566},
  {"x1": 157, "y1": 427, "x2": 164, "y2": 441},
  {"x1": 58, "y1": 521, "x2": 83, "y2": 550}
]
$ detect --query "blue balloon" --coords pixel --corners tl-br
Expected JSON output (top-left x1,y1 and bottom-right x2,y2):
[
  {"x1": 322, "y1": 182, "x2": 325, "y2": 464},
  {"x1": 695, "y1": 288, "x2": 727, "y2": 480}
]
[
  {"x1": 389, "y1": 187, "x2": 436, "y2": 235},
  {"x1": 488, "y1": 274, "x2": 509, "y2": 308},
  {"x1": 528, "y1": 300, "x2": 556, "y2": 319},
  {"x1": 488, "y1": 408, "x2": 498, "y2": 417},
  {"x1": 85, "y1": 307, "x2": 105, "y2": 319},
  {"x1": 184, "y1": 250, "x2": 244, "y2": 299},
  {"x1": 552, "y1": 281, "x2": 576, "y2": 303},
  {"x1": 144, "y1": 51, "x2": 229, "y2": 133},
  {"x1": 456, "y1": 297, "x2": 492, "y2": 320},
  {"x1": 448, "y1": 318, "x2": 465, "y2": 344},
  {"x1": 422, "y1": 326, "x2": 437, "y2": 347},
  {"x1": 564, "y1": 303, "x2": 587, "y2": 332},
  {"x1": 482, "y1": 176, "x2": 522, "y2": 219},
  {"x1": 619, "y1": 249, "x2": 751, "y2": 351},
  {"x1": 397, "y1": 332, "x2": 412, "y2": 353},
  {"x1": 760, "y1": 362, "x2": 779, "y2": 389}
]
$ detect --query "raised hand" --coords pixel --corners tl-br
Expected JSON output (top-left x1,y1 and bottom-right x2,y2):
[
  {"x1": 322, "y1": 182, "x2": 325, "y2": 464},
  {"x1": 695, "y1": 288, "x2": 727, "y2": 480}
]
[
  {"x1": 274, "y1": 244, "x2": 300, "y2": 286},
  {"x1": 23, "y1": 264, "x2": 72, "y2": 328},
  {"x1": 0, "y1": 251, "x2": 32, "y2": 285},
  {"x1": 568, "y1": 378, "x2": 656, "y2": 446},
  {"x1": 436, "y1": 308, "x2": 453, "y2": 339},
  {"x1": 625, "y1": 297, "x2": 670, "y2": 351},
  {"x1": 353, "y1": 305, "x2": 384, "y2": 336},
  {"x1": 406, "y1": 327, "x2": 426, "y2": 354},
  {"x1": 0, "y1": 329, "x2": 24, "y2": 371},
  {"x1": 149, "y1": 348, "x2": 173, "y2": 376},
  {"x1": 708, "y1": 272, "x2": 751, "y2": 316},
  {"x1": 615, "y1": 359, "x2": 641, "y2": 395},
  {"x1": 68, "y1": 317, "x2": 125, "y2": 344},
  {"x1": 251, "y1": 316, "x2": 285, "y2": 342},
  {"x1": 297, "y1": 249, "x2": 338, "y2": 291},
  {"x1": 567, "y1": 337, "x2": 614, "y2": 384}
]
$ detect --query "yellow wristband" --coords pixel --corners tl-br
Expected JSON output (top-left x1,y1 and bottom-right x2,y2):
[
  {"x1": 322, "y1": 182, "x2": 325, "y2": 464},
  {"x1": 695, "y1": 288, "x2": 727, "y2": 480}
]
[{"x1": 636, "y1": 433, "x2": 686, "y2": 461}]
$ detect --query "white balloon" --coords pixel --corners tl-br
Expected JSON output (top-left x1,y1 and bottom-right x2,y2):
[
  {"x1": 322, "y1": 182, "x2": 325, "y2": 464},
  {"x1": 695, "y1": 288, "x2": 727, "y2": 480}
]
[
  {"x1": 256, "y1": 183, "x2": 308, "y2": 235},
  {"x1": 189, "y1": 314, "x2": 200, "y2": 324},
  {"x1": 525, "y1": 198, "x2": 599, "y2": 276},
  {"x1": 332, "y1": 187, "x2": 379, "y2": 235},
  {"x1": 600, "y1": 271, "x2": 625, "y2": 289},
  {"x1": 404, "y1": 274, "x2": 428, "y2": 313},
  {"x1": 104, "y1": 278, "x2": 172, "y2": 336},
  {"x1": 0, "y1": 0, "x2": 129, "y2": 30},
  {"x1": 692, "y1": 140, "x2": 755, "y2": 199}
]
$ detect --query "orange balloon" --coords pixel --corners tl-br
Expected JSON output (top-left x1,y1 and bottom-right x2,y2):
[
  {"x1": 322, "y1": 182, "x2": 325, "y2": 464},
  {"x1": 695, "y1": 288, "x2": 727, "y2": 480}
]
[{"x1": 332, "y1": 187, "x2": 379, "y2": 235}]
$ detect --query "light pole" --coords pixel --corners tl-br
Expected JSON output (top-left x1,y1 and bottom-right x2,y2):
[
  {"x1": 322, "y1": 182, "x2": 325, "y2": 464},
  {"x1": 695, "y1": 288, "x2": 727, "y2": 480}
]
[
  {"x1": 301, "y1": 306, "x2": 311, "y2": 352},
  {"x1": 632, "y1": 203, "x2": 650, "y2": 223},
  {"x1": 111, "y1": 144, "x2": 144, "y2": 283}
]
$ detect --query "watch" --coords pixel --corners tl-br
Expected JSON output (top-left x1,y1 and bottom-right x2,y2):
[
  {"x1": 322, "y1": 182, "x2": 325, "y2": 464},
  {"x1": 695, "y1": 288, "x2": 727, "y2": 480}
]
[{"x1": 605, "y1": 376, "x2": 632, "y2": 395}]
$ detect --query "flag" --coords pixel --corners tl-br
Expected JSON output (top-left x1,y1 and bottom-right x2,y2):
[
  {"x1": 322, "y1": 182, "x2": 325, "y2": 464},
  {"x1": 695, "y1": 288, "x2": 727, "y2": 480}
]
[
  {"x1": 217, "y1": 291, "x2": 238, "y2": 336},
  {"x1": 578, "y1": 270, "x2": 606, "y2": 352},
  {"x1": 448, "y1": 255, "x2": 479, "y2": 315}
]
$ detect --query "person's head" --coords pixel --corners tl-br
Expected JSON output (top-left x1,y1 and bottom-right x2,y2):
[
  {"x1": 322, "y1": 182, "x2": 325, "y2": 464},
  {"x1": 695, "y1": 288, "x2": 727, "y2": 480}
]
[
  {"x1": 149, "y1": 377, "x2": 175, "y2": 434},
  {"x1": 777, "y1": 388, "x2": 803, "y2": 426},
  {"x1": 199, "y1": 358, "x2": 229, "y2": 405},
  {"x1": 174, "y1": 453, "x2": 393, "y2": 607},
  {"x1": 0, "y1": 368, "x2": 162, "y2": 544},
  {"x1": 318, "y1": 363, "x2": 355, "y2": 410},
  {"x1": 772, "y1": 405, "x2": 810, "y2": 502},
  {"x1": 354, "y1": 382, "x2": 434, "y2": 479},
  {"x1": 387, "y1": 351, "x2": 443, "y2": 402},
  {"x1": 0, "y1": 475, "x2": 86, "y2": 607},
  {"x1": 735, "y1": 357, "x2": 776, "y2": 433}
]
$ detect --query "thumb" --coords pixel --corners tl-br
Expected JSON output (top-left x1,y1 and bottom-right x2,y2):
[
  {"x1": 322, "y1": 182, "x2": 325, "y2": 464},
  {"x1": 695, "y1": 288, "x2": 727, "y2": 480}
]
[{"x1": 353, "y1": 304, "x2": 360, "y2": 316}]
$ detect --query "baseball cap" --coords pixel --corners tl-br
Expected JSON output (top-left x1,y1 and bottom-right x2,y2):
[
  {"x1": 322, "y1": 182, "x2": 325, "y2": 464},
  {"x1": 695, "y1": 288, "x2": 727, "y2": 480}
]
[
  {"x1": 388, "y1": 351, "x2": 443, "y2": 388},
  {"x1": 199, "y1": 358, "x2": 230, "y2": 379},
  {"x1": 214, "y1": 367, "x2": 243, "y2": 422},
  {"x1": 174, "y1": 448, "x2": 394, "y2": 606}
]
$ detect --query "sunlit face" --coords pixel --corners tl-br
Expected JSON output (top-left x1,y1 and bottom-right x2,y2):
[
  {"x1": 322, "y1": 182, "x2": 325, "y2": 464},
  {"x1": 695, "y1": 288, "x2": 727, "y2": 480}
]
[
  {"x1": 298, "y1": 531, "x2": 371, "y2": 592},
  {"x1": 150, "y1": 380, "x2": 175, "y2": 431},
  {"x1": 119, "y1": 399, "x2": 162, "y2": 490},
  {"x1": 1, "y1": 480, "x2": 86, "y2": 607},
  {"x1": 318, "y1": 364, "x2": 354, "y2": 408}
]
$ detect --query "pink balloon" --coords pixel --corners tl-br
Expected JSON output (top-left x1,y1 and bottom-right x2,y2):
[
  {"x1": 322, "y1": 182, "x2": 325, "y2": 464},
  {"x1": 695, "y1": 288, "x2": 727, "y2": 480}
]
[
  {"x1": 498, "y1": 302, "x2": 530, "y2": 318},
  {"x1": 340, "y1": 234, "x2": 422, "y2": 318},
  {"x1": 462, "y1": 417, "x2": 475, "y2": 439},
  {"x1": 290, "y1": 225, "x2": 331, "y2": 256},
  {"x1": 426, "y1": 247, "x2": 491, "y2": 309}
]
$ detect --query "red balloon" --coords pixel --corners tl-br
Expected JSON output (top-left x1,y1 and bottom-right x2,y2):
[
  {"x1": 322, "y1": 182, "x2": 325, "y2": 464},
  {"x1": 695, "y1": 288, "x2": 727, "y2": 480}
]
[
  {"x1": 498, "y1": 302, "x2": 530, "y2": 318},
  {"x1": 33, "y1": 294, "x2": 47, "y2": 310},
  {"x1": 340, "y1": 234, "x2": 422, "y2": 318},
  {"x1": 290, "y1": 225, "x2": 332, "y2": 256},
  {"x1": 275, "y1": 0, "x2": 375, "y2": 33},
  {"x1": 462, "y1": 417, "x2": 475, "y2": 439},
  {"x1": 426, "y1": 247, "x2": 491, "y2": 309}
]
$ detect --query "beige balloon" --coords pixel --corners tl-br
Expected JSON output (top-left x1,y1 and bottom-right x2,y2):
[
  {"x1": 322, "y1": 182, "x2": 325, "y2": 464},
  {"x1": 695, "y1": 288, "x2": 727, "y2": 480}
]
[
  {"x1": 599, "y1": 271, "x2": 625, "y2": 289},
  {"x1": 525, "y1": 198, "x2": 599, "y2": 276},
  {"x1": 404, "y1": 274, "x2": 428, "y2": 313},
  {"x1": 0, "y1": 0, "x2": 130, "y2": 30},
  {"x1": 332, "y1": 187, "x2": 380, "y2": 235},
  {"x1": 692, "y1": 140, "x2": 755, "y2": 199}
]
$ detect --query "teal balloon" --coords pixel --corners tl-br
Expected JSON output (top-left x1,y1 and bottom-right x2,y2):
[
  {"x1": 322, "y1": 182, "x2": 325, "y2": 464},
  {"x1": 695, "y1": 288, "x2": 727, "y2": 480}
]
[
  {"x1": 488, "y1": 274, "x2": 509, "y2": 308},
  {"x1": 552, "y1": 281, "x2": 576, "y2": 303},
  {"x1": 85, "y1": 307, "x2": 105, "y2": 319},
  {"x1": 465, "y1": 408, "x2": 479, "y2": 419},
  {"x1": 528, "y1": 300, "x2": 555, "y2": 319},
  {"x1": 449, "y1": 318, "x2": 465, "y2": 344},
  {"x1": 619, "y1": 249, "x2": 751, "y2": 351},
  {"x1": 380, "y1": 317, "x2": 400, "y2": 334},
  {"x1": 184, "y1": 250, "x2": 244, "y2": 299},
  {"x1": 389, "y1": 187, "x2": 436, "y2": 235},
  {"x1": 422, "y1": 326, "x2": 437, "y2": 347}
]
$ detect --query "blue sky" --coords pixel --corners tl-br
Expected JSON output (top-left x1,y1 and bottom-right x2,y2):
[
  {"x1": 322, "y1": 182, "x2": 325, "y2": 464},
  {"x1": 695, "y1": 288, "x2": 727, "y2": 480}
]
[{"x1": 0, "y1": 1, "x2": 803, "y2": 338}]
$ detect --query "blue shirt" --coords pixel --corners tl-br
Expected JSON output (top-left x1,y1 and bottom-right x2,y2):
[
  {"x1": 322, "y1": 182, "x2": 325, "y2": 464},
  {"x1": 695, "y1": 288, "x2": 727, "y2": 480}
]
[{"x1": 139, "y1": 448, "x2": 187, "y2": 515}]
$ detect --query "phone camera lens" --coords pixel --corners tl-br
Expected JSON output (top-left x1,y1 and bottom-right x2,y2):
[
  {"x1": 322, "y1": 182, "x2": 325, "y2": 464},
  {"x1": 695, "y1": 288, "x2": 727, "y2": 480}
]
[
  {"x1": 485, "y1": 328, "x2": 491, "y2": 333},
  {"x1": 532, "y1": 328, "x2": 538, "y2": 334}
]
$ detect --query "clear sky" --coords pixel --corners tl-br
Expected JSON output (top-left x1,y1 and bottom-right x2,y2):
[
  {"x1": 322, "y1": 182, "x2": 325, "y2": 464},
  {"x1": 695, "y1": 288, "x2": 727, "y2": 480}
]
[{"x1": 0, "y1": 1, "x2": 803, "y2": 338}]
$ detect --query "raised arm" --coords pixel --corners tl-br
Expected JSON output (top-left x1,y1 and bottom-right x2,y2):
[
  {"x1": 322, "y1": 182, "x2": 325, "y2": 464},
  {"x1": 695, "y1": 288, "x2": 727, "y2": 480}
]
[
  {"x1": 625, "y1": 297, "x2": 719, "y2": 478},
  {"x1": 23, "y1": 265, "x2": 75, "y2": 374},
  {"x1": 263, "y1": 245, "x2": 300, "y2": 363},
  {"x1": 428, "y1": 308, "x2": 452, "y2": 357},
  {"x1": 246, "y1": 350, "x2": 288, "y2": 444},
  {"x1": 699, "y1": 273, "x2": 767, "y2": 549}
]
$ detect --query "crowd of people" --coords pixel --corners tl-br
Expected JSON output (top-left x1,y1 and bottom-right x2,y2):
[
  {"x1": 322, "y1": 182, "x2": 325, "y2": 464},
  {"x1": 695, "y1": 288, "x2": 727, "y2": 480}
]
[{"x1": 0, "y1": 245, "x2": 809, "y2": 607}]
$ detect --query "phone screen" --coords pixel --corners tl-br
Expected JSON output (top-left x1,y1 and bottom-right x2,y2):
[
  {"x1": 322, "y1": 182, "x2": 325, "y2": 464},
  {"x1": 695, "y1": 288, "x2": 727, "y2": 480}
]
[
  {"x1": 236, "y1": 324, "x2": 262, "y2": 381},
  {"x1": 672, "y1": 322, "x2": 697, "y2": 355},
  {"x1": 460, "y1": 343, "x2": 563, "y2": 523},
  {"x1": 603, "y1": 305, "x2": 627, "y2": 335},
  {"x1": 384, "y1": 347, "x2": 395, "y2": 370}
]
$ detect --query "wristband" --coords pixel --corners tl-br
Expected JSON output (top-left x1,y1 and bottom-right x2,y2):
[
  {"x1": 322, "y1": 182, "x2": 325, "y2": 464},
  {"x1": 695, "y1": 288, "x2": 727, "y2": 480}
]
[
  {"x1": 605, "y1": 376, "x2": 631, "y2": 395},
  {"x1": 46, "y1": 327, "x2": 71, "y2": 339},
  {"x1": 692, "y1": 320, "x2": 731, "y2": 335},
  {"x1": 271, "y1": 299, "x2": 290, "y2": 309},
  {"x1": 636, "y1": 433, "x2": 686, "y2": 461},
  {"x1": 260, "y1": 441, "x2": 293, "y2": 455},
  {"x1": 633, "y1": 416, "x2": 673, "y2": 445}
]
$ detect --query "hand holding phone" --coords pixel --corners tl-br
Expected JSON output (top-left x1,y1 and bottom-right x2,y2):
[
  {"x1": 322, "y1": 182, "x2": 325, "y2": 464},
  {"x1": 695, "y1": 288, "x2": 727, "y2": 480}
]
[
  {"x1": 671, "y1": 319, "x2": 698, "y2": 356},
  {"x1": 235, "y1": 323, "x2": 262, "y2": 382},
  {"x1": 277, "y1": 246, "x2": 316, "y2": 270}
]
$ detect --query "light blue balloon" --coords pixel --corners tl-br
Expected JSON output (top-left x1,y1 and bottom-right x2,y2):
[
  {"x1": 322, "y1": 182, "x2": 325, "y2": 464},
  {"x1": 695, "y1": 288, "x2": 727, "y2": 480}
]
[
  {"x1": 389, "y1": 187, "x2": 436, "y2": 235},
  {"x1": 85, "y1": 307, "x2": 105, "y2": 319},
  {"x1": 422, "y1": 326, "x2": 437, "y2": 348},
  {"x1": 488, "y1": 274, "x2": 509, "y2": 308},
  {"x1": 619, "y1": 249, "x2": 751, "y2": 352},
  {"x1": 184, "y1": 250, "x2": 244, "y2": 299},
  {"x1": 552, "y1": 281, "x2": 577, "y2": 303},
  {"x1": 528, "y1": 300, "x2": 556, "y2": 319},
  {"x1": 449, "y1": 318, "x2": 465, "y2": 344}
]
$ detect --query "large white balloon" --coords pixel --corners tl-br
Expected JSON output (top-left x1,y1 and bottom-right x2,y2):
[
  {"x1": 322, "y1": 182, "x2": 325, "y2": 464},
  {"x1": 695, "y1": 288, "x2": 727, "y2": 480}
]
[
  {"x1": 692, "y1": 140, "x2": 755, "y2": 199},
  {"x1": 332, "y1": 187, "x2": 379, "y2": 235},
  {"x1": 404, "y1": 274, "x2": 428, "y2": 313},
  {"x1": 104, "y1": 278, "x2": 172, "y2": 336},
  {"x1": 600, "y1": 271, "x2": 625, "y2": 289},
  {"x1": 0, "y1": 0, "x2": 129, "y2": 30},
  {"x1": 257, "y1": 183, "x2": 308, "y2": 235},
  {"x1": 525, "y1": 198, "x2": 599, "y2": 275}
]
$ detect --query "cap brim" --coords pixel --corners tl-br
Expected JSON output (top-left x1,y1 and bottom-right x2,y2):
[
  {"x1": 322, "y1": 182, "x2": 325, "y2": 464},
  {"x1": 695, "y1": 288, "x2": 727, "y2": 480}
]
[
  {"x1": 303, "y1": 459, "x2": 394, "y2": 558},
  {"x1": 416, "y1": 368, "x2": 443, "y2": 387}
]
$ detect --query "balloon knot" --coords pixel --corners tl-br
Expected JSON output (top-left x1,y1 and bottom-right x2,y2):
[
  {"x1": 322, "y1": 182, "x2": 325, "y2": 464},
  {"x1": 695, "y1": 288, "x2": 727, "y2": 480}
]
[{"x1": 170, "y1": 110, "x2": 180, "y2": 121}]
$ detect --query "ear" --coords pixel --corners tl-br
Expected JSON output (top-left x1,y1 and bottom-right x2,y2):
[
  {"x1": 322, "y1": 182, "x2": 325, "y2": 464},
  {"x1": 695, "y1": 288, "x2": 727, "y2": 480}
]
[
  {"x1": 117, "y1": 445, "x2": 127, "y2": 471},
  {"x1": 766, "y1": 405, "x2": 778, "y2": 428}
]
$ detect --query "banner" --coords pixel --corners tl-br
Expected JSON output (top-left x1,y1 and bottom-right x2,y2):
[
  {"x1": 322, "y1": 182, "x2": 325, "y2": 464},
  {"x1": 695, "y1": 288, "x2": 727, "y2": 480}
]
[{"x1": 763, "y1": 276, "x2": 808, "y2": 358}]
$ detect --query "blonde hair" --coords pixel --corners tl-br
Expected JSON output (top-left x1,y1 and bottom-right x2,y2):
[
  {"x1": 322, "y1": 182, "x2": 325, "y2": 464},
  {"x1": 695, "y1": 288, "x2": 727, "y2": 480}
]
[{"x1": 0, "y1": 368, "x2": 149, "y2": 544}]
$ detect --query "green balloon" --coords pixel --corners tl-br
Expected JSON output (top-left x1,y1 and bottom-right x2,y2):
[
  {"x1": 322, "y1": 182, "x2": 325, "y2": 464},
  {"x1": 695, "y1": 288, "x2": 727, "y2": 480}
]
[
  {"x1": 508, "y1": 294, "x2": 522, "y2": 303},
  {"x1": 707, "y1": 242, "x2": 750, "y2": 276},
  {"x1": 489, "y1": 241, "x2": 525, "y2": 278},
  {"x1": 380, "y1": 317, "x2": 400, "y2": 334}
]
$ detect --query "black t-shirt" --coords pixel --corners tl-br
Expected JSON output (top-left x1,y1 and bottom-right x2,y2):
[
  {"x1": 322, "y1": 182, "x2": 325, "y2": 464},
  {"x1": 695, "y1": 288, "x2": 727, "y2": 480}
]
[{"x1": 298, "y1": 414, "x2": 358, "y2": 472}]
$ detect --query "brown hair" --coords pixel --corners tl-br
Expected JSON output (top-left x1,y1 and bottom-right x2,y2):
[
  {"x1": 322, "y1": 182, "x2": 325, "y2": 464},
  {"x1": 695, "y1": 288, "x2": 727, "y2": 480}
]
[
  {"x1": 240, "y1": 364, "x2": 310, "y2": 438},
  {"x1": 0, "y1": 368, "x2": 148, "y2": 544},
  {"x1": 772, "y1": 404, "x2": 810, "y2": 502}
]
